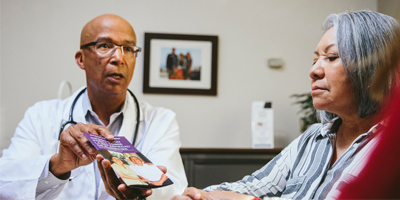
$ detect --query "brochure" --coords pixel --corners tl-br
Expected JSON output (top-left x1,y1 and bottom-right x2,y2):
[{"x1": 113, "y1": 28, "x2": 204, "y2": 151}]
[{"x1": 84, "y1": 132, "x2": 173, "y2": 188}]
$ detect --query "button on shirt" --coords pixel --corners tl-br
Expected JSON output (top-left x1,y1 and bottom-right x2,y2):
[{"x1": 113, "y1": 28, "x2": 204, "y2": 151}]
[{"x1": 204, "y1": 118, "x2": 382, "y2": 199}]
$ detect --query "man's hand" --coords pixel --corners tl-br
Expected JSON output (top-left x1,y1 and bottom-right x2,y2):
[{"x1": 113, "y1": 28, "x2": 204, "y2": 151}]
[
  {"x1": 96, "y1": 154, "x2": 153, "y2": 199},
  {"x1": 50, "y1": 123, "x2": 113, "y2": 178},
  {"x1": 171, "y1": 187, "x2": 256, "y2": 200}
]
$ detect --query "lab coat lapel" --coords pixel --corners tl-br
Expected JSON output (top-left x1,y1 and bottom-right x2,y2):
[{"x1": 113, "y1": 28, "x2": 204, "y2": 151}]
[
  {"x1": 59, "y1": 87, "x2": 97, "y2": 198},
  {"x1": 119, "y1": 92, "x2": 139, "y2": 144},
  {"x1": 76, "y1": 89, "x2": 97, "y2": 192},
  {"x1": 74, "y1": 88, "x2": 89, "y2": 124},
  {"x1": 61, "y1": 86, "x2": 87, "y2": 125},
  {"x1": 58, "y1": 87, "x2": 87, "y2": 153},
  {"x1": 69, "y1": 87, "x2": 96, "y2": 194}
]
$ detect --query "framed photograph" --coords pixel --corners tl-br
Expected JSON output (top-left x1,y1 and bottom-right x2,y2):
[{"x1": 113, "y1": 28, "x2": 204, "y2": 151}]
[{"x1": 143, "y1": 33, "x2": 218, "y2": 95}]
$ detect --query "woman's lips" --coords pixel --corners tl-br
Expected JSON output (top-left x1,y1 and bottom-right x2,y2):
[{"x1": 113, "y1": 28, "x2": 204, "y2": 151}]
[{"x1": 311, "y1": 86, "x2": 328, "y2": 94}]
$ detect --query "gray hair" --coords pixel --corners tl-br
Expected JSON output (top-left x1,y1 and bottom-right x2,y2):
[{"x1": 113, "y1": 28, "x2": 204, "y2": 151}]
[{"x1": 319, "y1": 10, "x2": 400, "y2": 124}]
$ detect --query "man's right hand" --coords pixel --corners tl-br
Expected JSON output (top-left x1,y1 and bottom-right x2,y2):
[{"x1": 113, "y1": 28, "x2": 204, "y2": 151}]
[{"x1": 49, "y1": 123, "x2": 114, "y2": 178}]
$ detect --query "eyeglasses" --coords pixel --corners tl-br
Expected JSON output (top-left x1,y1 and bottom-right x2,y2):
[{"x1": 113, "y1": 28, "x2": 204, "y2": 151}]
[{"x1": 80, "y1": 41, "x2": 142, "y2": 58}]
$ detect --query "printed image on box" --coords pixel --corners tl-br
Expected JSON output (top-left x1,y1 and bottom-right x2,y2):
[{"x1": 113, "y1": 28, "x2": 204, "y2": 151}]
[{"x1": 84, "y1": 132, "x2": 173, "y2": 188}]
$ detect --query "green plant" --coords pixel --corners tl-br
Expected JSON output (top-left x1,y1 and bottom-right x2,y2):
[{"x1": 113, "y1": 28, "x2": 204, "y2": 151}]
[{"x1": 291, "y1": 92, "x2": 319, "y2": 132}]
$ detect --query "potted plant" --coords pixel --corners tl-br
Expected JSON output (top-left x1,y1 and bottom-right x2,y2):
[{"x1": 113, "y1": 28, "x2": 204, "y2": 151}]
[{"x1": 291, "y1": 92, "x2": 319, "y2": 132}]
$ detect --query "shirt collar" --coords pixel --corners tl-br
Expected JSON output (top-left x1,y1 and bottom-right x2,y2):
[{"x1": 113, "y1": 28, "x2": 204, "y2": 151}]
[
  {"x1": 82, "y1": 90, "x2": 129, "y2": 124},
  {"x1": 317, "y1": 117, "x2": 341, "y2": 138},
  {"x1": 316, "y1": 117, "x2": 383, "y2": 140}
]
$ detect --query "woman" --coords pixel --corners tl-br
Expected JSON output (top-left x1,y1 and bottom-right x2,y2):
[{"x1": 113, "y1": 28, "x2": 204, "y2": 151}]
[
  {"x1": 339, "y1": 17, "x2": 400, "y2": 199},
  {"x1": 184, "y1": 52, "x2": 192, "y2": 80},
  {"x1": 174, "y1": 53, "x2": 185, "y2": 79},
  {"x1": 109, "y1": 155, "x2": 148, "y2": 186},
  {"x1": 128, "y1": 155, "x2": 169, "y2": 186},
  {"x1": 172, "y1": 10, "x2": 400, "y2": 200}
]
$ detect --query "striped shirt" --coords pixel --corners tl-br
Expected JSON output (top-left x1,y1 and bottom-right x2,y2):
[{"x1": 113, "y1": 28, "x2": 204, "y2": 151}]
[{"x1": 204, "y1": 118, "x2": 381, "y2": 199}]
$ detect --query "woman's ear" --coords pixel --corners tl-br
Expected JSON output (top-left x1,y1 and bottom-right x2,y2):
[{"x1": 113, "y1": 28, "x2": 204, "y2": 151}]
[{"x1": 75, "y1": 50, "x2": 85, "y2": 70}]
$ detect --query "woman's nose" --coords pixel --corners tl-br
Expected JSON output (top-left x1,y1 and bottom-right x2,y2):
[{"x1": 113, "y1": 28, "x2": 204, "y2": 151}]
[{"x1": 309, "y1": 59, "x2": 324, "y2": 80}]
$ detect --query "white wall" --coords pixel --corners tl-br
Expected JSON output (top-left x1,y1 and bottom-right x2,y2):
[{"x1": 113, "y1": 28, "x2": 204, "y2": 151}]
[{"x1": 0, "y1": 0, "x2": 377, "y2": 155}]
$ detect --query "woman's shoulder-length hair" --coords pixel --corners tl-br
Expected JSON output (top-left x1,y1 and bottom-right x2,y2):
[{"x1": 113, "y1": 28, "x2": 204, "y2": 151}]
[{"x1": 319, "y1": 10, "x2": 400, "y2": 124}]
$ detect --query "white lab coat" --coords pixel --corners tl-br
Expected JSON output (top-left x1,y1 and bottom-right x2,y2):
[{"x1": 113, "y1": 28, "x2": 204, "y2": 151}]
[{"x1": 0, "y1": 87, "x2": 188, "y2": 200}]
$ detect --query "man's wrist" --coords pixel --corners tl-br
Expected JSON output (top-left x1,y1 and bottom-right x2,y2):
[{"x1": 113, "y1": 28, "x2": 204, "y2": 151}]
[{"x1": 49, "y1": 154, "x2": 72, "y2": 178}]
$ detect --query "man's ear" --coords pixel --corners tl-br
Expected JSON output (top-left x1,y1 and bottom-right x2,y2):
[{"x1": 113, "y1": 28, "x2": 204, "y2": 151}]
[{"x1": 75, "y1": 50, "x2": 85, "y2": 70}]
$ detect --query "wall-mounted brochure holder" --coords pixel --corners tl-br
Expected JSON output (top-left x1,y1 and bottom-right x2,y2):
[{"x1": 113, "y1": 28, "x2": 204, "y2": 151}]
[{"x1": 251, "y1": 102, "x2": 274, "y2": 149}]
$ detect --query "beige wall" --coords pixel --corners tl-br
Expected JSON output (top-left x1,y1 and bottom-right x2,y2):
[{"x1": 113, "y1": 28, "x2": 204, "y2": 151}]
[
  {"x1": 1, "y1": 0, "x2": 379, "y2": 155},
  {"x1": 378, "y1": 0, "x2": 400, "y2": 21}
]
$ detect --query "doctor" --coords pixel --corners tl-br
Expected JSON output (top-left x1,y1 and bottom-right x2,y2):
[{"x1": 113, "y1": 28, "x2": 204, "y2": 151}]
[{"x1": 0, "y1": 14, "x2": 187, "y2": 200}]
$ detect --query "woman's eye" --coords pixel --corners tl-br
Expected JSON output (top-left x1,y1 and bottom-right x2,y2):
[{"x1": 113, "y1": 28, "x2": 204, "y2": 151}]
[{"x1": 327, "y1": 56, "x2": 339, "y2": 61}]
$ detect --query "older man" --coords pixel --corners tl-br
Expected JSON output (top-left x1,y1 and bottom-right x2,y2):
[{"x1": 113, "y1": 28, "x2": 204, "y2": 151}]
[{"x1": 0, "y1": 14, "x2": 187, "y2": 200}]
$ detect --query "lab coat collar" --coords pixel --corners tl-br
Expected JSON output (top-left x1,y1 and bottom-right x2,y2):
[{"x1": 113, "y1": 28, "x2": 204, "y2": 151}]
[
  {"x1": 82, "y1": 91, "x2": 128, "y2": 119},
  {"x1": 118, "y1": 90, "x2": 144, "y2": 145},
  {"x1": 62, "y1": 87, "x2": 144, "y2": 126},
  {"x1": 61, "y1": 86, "x2": 88, "y2": 126},
  {"x1": 62, "y1": 86, "x2": 144, "y2": 142}
]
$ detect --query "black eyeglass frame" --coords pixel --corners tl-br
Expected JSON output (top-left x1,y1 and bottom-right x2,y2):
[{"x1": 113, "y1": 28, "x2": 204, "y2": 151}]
[{"x1": 80, "y1": 41, "x2": 142, "y2": 58}]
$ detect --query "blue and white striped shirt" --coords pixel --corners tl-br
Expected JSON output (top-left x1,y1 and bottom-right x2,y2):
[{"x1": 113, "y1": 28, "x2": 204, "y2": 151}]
[{"x1": 204, "y1": 118, "x2": 381, "y2": 199}]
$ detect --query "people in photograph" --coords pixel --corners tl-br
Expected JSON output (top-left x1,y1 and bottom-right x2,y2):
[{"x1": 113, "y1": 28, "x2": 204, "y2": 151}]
[
  {"x1": 166, "y1": 48, "x2": 178, "y2": 79},
  {"x1": 0, "y1": 14, "x2": 187, "y2": 200},
  {"x1": 171, "y1": 10, "x2": 400, "y2": 200},
  {"x1": 109, "y1": 156, "x2": 148, "y2": 186},
  {"x1": 129, "y1": 156, "x2": 169, "y2": 186},
  {"x1": 173, "y1": 53, "x2": 185, "y2": 79},
  {"x1": 184, "y1": 52, "x2": 192, "y2": 80}
]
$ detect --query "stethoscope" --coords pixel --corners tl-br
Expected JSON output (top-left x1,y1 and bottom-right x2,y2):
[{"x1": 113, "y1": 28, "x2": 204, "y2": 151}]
[
  {"x1": 58, "y1": 87, "x2": 140, "y2": 144},
  {"x1": 58, "y1": 87, "x2": 141, "y2": 180}
]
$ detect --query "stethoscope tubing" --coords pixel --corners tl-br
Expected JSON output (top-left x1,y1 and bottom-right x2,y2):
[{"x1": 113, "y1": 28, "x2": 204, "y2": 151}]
[{"x1": 58, "y1": 87, "x2": 140, "y2": 145}]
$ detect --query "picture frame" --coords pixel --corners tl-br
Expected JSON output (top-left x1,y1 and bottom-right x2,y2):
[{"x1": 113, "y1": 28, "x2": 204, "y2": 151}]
[{"x1": 143, "y1": 33, "x2": 218, "y2": 95}]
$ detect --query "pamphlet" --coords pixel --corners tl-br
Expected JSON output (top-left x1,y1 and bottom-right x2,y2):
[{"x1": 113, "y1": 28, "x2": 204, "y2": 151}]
[
  {"x1": 251, "y1": 101, "x2": 274, "y2": 148},
  {"x1": 84, "y1": 132, "x2": 173, "y2": 188}
]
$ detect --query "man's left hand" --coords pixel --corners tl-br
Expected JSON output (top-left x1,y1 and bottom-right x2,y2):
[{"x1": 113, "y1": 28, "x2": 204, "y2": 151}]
[{"x1": 96, "y1": 154, "x2": 153, "y2": 199}]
